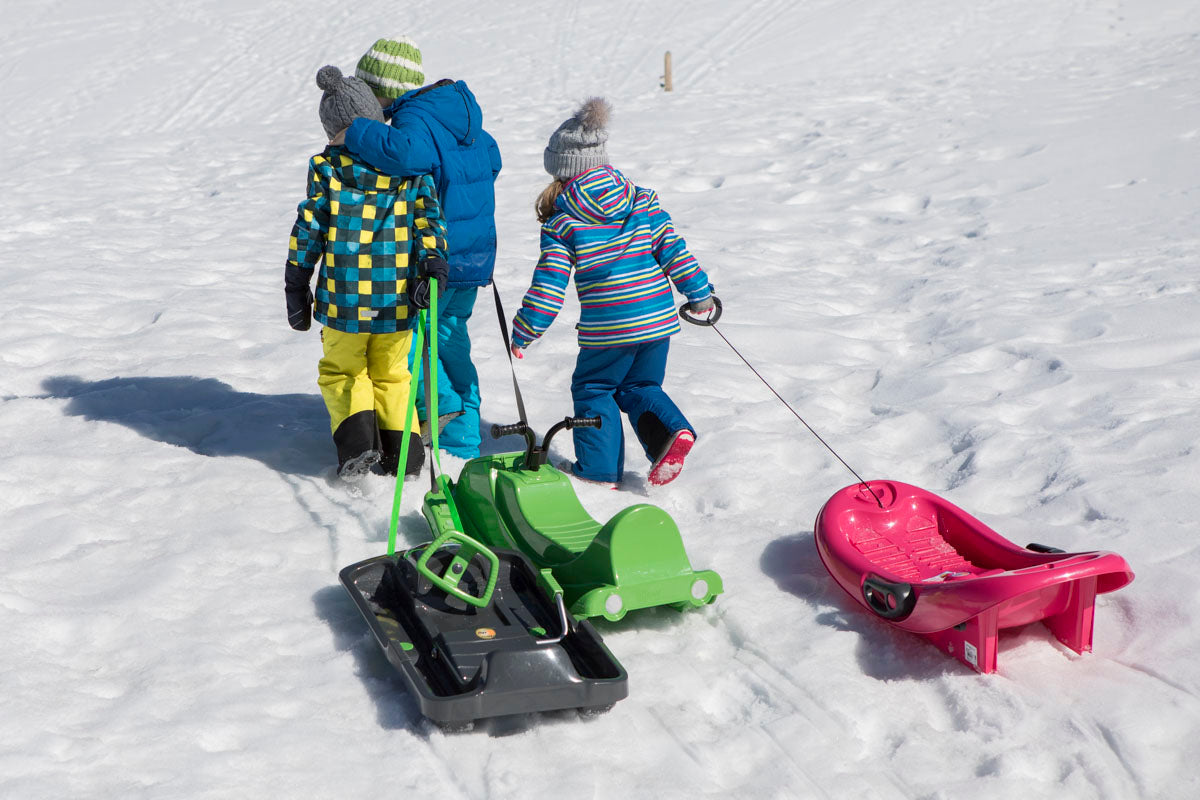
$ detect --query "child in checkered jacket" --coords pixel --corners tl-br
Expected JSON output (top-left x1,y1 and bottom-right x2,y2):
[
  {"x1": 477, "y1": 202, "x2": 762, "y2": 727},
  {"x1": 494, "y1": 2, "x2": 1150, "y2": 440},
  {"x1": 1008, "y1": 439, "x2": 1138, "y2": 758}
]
[{"x1": 285, "y1": 66, "x2": 450, "y2": 481}]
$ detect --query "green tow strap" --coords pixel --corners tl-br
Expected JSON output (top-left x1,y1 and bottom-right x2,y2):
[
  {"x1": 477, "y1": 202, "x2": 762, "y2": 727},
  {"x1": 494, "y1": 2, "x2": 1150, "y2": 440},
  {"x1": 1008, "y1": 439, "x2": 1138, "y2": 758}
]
[
  {"x1": 385, "y1": 278, "x2": 465, "y2": 555},
  {"x1": 427, "y1": 279, "x2": 440, "y2": 463},
  {"x1": 423, "y1": 279, "x2": 467, "y2": 534},
  {"x1": 387, "y1": 311, "x2": 425, "y2": 557}
]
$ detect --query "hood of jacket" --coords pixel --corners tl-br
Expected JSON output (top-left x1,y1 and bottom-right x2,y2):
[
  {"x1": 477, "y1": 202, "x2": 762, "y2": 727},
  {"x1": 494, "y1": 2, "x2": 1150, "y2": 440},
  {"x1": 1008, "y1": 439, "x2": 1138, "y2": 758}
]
[
  {"x1": 388, "y1": 79, "x2": 483, "y2": 147},
  {"x1": 555, "y1": 166, "x2": 636, "y2": 224}
]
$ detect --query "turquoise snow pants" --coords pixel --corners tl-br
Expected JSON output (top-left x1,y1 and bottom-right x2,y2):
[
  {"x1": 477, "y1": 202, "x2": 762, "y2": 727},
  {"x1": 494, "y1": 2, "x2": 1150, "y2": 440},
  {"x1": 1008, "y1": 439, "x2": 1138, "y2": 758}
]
[{"x1": 413, "y1": 286, "x2": 481, "y2": 458}]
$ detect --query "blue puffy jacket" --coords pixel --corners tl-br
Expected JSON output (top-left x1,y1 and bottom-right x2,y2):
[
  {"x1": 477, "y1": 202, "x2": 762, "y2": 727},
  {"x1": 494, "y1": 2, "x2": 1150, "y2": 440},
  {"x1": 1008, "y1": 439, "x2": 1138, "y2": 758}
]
[{"x1": 344, "y1": 80, "x2": 502, "y2": 288}]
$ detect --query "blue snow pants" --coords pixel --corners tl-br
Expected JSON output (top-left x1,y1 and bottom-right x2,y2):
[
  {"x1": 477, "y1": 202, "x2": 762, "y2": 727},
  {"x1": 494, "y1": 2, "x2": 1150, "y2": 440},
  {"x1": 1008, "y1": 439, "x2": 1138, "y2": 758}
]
[
  {"x1": 414, "y1": 286, "x2": 481, "y2": 458},
  {"x1": 569, "y1": 338, "x2": 694, "y2": 482}
]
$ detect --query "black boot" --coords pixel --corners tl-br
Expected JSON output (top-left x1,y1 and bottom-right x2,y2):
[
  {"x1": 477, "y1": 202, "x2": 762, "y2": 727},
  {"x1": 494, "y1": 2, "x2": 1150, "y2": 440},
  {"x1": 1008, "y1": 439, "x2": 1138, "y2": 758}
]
[
  {"x1": 380, "y1": 430, "x2": 425, "y2": 476},
  {"x1": 334, "y1": 411, "x2": 382, "y2": 481}
]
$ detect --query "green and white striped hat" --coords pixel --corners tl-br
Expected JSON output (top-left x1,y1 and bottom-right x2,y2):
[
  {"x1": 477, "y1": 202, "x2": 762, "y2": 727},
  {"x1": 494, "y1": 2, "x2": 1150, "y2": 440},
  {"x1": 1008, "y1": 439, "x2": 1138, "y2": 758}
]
[{"x1": 355, "y1": 36, "x2": 425, "y2": 100}]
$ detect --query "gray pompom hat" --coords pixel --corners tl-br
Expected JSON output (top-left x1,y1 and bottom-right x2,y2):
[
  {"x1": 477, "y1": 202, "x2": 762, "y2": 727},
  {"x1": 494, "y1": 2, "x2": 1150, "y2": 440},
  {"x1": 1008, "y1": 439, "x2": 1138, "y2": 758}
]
[
  {"x1": 544, "y1": 97, "x2": 612, "y2": 180},
  {"x1": 316, "y1": 65, "x2": 384, "y2": 139}
]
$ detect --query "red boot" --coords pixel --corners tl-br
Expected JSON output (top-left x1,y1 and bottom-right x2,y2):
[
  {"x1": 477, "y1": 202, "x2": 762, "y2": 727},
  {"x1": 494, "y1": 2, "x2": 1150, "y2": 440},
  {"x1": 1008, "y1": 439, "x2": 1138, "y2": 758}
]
[{"x1": 648, "y1": 430, "x2": 695, "y2": 486}]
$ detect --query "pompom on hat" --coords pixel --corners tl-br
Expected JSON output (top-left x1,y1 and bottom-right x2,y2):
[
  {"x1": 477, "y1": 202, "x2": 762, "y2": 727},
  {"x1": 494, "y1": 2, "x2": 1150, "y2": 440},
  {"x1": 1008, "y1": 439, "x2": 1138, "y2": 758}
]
[
  {"x1": 355, "y1": 36, "x2": 425, "y2": 100},
  {"x1": 544, "y1": 97, "x2": 612, "y2": 180},
  {"x1": 316, "y1": 65, "x2": 384, "y2": 138}
]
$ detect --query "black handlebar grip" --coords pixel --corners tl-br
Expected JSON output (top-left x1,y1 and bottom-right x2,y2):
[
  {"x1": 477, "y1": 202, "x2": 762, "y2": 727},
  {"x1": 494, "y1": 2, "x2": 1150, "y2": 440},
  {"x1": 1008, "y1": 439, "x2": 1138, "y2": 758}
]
[
  {"x1": 567, "y1": 416, "x2": 602, "y2": 430},
  {"x1": 491, "y1": 422, "x2": 530, "y2": 439}
]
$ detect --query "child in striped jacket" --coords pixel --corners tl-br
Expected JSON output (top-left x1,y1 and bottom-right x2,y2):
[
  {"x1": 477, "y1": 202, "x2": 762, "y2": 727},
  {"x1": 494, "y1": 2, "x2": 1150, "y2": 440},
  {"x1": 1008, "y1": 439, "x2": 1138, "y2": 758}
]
[{"x1": 510, "y1": 98, "x2": 715, "y2": 487}]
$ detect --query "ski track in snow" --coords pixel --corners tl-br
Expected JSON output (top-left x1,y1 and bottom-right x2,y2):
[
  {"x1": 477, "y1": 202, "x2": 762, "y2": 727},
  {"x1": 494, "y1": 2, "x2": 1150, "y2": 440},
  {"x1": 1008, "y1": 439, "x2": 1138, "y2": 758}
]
[{"x1": 2, "y1": 1, "x2": 1200, "y2": 798}]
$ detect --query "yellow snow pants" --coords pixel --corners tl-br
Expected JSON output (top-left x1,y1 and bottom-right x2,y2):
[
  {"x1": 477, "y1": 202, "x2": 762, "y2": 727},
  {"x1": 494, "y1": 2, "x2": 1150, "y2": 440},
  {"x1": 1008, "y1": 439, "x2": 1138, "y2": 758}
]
[{"x1": 318, "y1": 327, "x2": 420, "y2": 439}]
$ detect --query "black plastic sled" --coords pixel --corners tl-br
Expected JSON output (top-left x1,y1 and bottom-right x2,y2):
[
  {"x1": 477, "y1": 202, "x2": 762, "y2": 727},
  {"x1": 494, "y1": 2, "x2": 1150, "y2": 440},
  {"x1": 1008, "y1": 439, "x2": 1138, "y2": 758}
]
[{"x1": 339, "y1": 531, "x2": 628, "y2": 726}]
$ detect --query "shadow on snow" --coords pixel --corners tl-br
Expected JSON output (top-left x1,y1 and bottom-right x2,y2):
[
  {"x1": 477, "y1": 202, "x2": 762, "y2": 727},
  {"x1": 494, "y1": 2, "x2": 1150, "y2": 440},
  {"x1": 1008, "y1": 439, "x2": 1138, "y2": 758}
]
[
  {"x1": 760, "y1": 532, "x2": 967, "y2": 681},
  {"x1": 43, "y1": 374, "x2": 332, "y2": 477}
]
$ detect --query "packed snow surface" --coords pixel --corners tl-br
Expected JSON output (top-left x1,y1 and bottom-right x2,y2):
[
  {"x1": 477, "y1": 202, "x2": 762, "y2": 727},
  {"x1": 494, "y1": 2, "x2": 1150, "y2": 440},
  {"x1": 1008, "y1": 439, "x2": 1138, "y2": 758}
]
[{"x1": 1, "y1": 1, "x2": 1198, "y2": 797}]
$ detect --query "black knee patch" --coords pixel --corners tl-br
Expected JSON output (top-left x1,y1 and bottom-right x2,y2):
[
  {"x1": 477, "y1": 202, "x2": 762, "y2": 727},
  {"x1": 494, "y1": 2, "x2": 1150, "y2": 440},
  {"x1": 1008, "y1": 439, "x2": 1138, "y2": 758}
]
[{"x1": 636, "y1": 412, "x2": 671, "y2": 457}]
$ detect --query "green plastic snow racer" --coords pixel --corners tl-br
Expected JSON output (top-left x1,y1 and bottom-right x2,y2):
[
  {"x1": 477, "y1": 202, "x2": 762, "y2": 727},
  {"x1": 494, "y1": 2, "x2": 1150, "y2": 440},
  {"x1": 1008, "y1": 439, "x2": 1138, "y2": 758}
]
[{"x1": 424, "y1": 417, "x2": 723, "y2": 621}]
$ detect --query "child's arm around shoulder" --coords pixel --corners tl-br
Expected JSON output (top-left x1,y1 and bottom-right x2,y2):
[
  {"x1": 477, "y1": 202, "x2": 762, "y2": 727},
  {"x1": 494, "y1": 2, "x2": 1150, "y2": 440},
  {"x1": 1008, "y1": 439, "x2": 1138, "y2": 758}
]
[{"x1": 344, "y1": 116, "x2": 438, "y2": 177}]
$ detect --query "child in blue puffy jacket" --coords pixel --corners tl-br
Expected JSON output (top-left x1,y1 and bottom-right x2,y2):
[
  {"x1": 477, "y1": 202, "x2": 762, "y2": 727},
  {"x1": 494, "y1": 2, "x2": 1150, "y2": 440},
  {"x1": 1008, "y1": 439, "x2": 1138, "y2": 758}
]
[
  {"x1": 510, "y1": 98, "x2": 716, "y2": 487},
  {"x1": 342, "y1": 36, "x2": 502, "y2": 460}
]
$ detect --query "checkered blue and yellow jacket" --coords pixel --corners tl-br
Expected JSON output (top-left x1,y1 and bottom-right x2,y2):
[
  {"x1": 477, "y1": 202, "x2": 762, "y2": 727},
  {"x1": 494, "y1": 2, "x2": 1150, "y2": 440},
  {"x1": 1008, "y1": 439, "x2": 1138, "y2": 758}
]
[{"x1": 286, "y1": 146, "x2": 448, "y2": 334}]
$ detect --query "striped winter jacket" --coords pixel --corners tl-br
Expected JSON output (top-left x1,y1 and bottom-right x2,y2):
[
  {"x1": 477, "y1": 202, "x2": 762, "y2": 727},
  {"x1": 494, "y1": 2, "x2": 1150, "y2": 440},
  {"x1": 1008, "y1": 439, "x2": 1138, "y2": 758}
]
[
  {"x1": 511, "y1": 166, "x2": 712, "y2": 349},
  {"x1": 286, "y1": 146, "x2": 448, "y2": 334}
]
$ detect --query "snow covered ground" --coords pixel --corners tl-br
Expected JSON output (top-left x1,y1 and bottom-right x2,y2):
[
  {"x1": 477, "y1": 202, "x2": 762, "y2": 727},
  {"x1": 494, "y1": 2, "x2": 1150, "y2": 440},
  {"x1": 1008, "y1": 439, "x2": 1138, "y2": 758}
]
[{"x1": 2, "y1": 0, "x2": 1198, "y2": 797}]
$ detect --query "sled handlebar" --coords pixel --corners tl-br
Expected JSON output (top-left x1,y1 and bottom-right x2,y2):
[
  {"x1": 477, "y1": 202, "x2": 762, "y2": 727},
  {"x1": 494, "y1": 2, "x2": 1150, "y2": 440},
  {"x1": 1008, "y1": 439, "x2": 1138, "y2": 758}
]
[
  {"x1": 491, "y1": 421, "x2": 531, "y2": 439},
  {"x1": 491, "y1": 417, "x2": 602, "y2": 441},
  {"x1": 491, "y1": 417, "x2": 603, "y2": 469},
  {"x1": 415, "y1": 529, "x2": 500, "y2": 609}
]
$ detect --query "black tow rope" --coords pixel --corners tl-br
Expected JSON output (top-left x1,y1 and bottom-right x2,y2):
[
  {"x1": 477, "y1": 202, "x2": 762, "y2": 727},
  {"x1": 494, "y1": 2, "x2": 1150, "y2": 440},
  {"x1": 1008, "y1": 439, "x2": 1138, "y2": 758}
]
[
  {"x1": 492, "y1": 282, "x2": 529, "y2": 425},
  {"x1": 680, "y1": 296, "x2": 884, "y2": 509}
]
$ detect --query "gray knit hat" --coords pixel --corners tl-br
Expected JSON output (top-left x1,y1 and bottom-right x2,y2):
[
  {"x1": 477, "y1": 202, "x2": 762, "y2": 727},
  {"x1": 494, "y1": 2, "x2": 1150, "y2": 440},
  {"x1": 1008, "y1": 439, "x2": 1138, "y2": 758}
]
[
  {"x1": 316, "y1": 65, "x2": 384, "y2": 139},
  {"x1": 544, "y1": 97, "x2": 612, "y2": 180}
]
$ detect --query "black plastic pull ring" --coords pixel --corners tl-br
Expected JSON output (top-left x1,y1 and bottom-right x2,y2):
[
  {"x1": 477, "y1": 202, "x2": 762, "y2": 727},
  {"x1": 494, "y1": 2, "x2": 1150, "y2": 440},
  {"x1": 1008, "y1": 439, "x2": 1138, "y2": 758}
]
[{"x1": 678, "y1": 295, "x2": 723, "y2": 326}]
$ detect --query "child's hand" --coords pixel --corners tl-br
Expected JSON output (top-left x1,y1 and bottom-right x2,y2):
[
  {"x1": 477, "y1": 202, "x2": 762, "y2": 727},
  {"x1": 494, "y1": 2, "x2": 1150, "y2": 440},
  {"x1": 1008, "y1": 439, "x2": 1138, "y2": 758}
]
[
  {"x1": 510, "y1": 343, "x2": 524, "y2": 359},
  {"x1": 286, "y1": 286, "x2": 314, "y2": 331}
]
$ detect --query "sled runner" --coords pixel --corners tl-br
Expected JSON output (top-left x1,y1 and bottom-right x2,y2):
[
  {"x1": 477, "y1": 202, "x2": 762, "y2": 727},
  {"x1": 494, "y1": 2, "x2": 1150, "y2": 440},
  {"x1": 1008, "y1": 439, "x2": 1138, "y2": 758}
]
[
  {"x1": 814, "y1": 480, "x2": 1134, "y2": 673},
  {"x1": 432, "y1": 417, "x2": 723, "y2": 621}
]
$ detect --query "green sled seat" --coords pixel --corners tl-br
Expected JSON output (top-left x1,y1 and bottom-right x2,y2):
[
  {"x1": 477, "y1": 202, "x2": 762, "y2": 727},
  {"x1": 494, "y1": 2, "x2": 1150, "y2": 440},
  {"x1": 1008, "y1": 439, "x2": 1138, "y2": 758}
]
[{"x1": 447, "y1": 449, "x2": 722, "y2": 622}]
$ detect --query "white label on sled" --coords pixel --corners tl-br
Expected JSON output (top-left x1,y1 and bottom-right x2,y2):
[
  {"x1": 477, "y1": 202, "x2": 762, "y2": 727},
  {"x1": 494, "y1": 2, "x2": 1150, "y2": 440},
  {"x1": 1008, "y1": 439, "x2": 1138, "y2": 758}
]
[{"x1": 964, "y1": 641, "x2": 979, "y2": 669}]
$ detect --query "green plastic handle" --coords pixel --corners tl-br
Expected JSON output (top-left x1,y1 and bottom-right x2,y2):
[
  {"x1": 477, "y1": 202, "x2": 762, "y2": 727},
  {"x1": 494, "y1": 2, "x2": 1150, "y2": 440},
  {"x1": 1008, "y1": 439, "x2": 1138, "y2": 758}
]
[{"x1": 414, "y1": 529, "x2": 500, "y2": 608}]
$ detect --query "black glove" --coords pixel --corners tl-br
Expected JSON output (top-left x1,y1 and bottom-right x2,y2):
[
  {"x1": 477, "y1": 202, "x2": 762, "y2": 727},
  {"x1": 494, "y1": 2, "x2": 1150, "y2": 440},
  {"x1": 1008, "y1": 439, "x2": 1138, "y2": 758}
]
[
  {"x1": 286, "y1": 286, "x2": 313, "y2": 331},
  {"x1": 411, "y1": 257, "x2": 450, "y2": 310},
  {"x1": 284, "y1": 264, "x2": 314, "y2": 331},
  {"x1": 421, "y1": 256, "x2": 450, "y2": 285}
]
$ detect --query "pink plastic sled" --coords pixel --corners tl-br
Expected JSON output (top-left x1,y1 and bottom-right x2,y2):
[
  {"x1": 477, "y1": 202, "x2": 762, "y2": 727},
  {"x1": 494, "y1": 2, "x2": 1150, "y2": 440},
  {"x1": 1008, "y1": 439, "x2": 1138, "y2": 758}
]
[{"x1": 814, "y1": 480, "x2": 1134, "y2": 673}]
